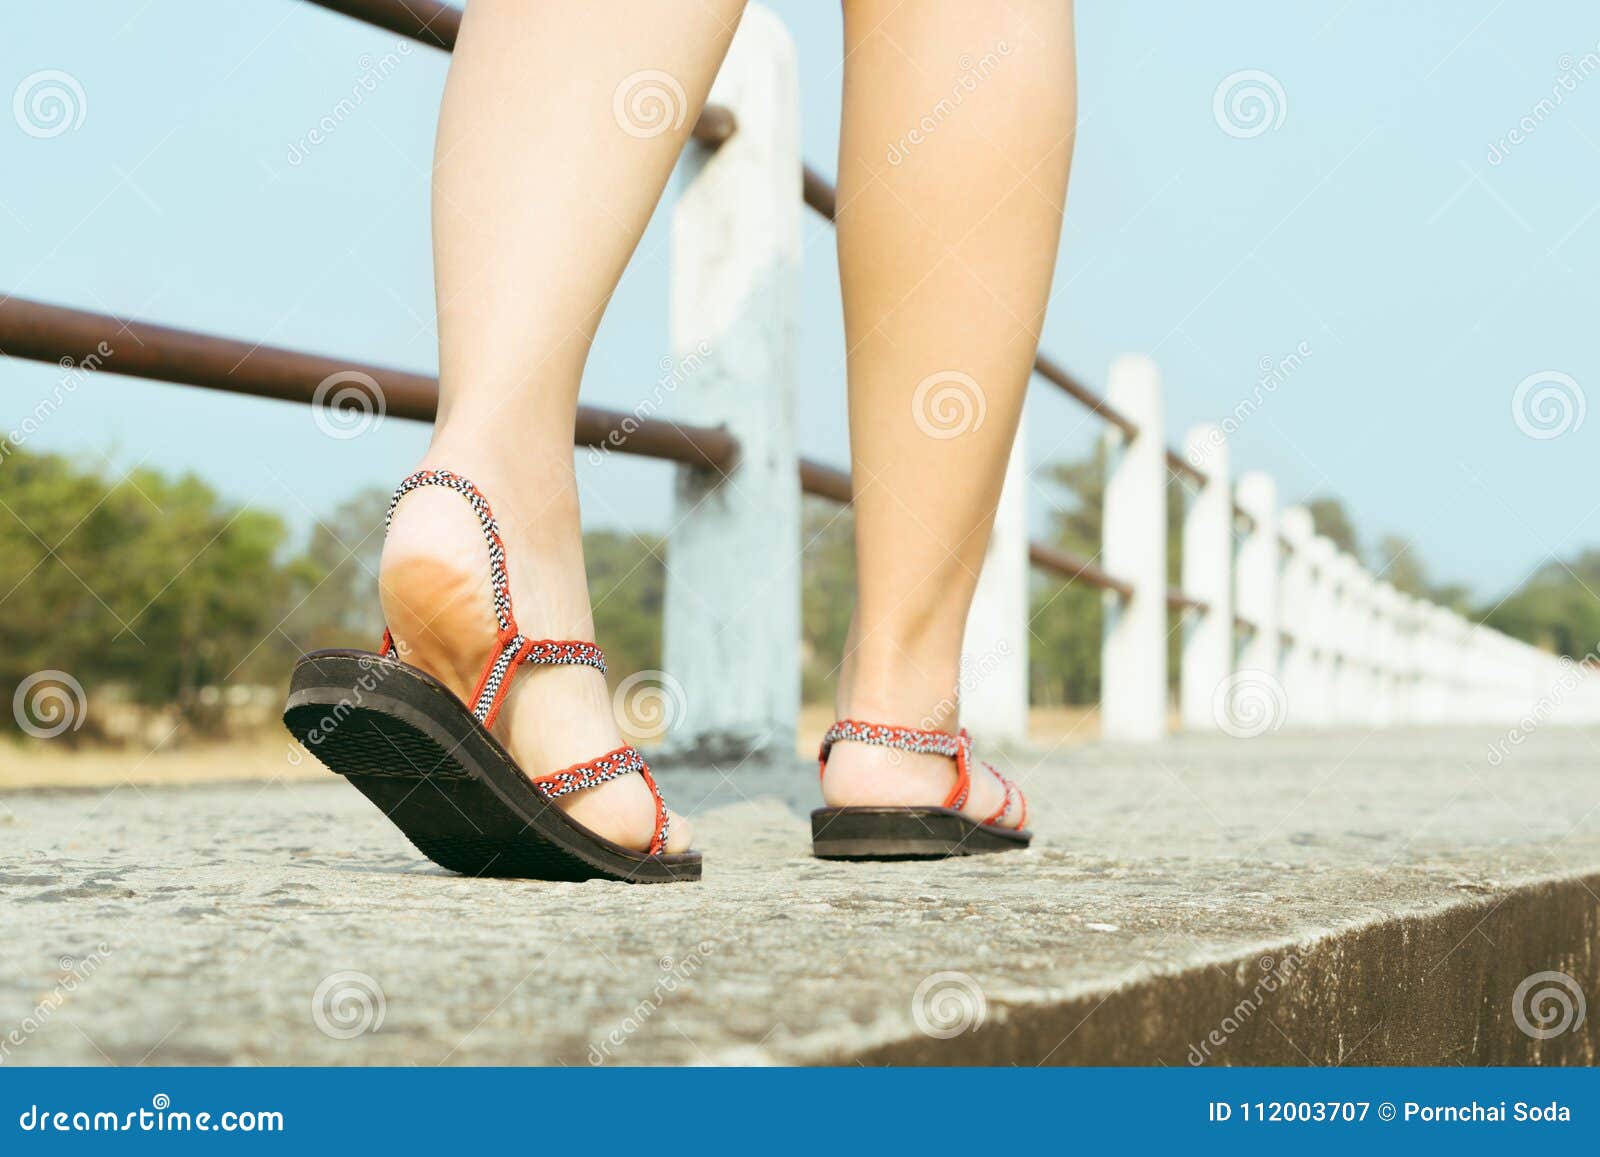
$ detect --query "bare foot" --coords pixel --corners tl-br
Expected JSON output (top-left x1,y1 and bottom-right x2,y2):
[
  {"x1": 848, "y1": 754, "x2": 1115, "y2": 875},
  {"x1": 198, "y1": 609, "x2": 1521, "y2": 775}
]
[
  {"x1": 376, "y1": 468, "x2": 691, "y2": 854},
  {"x1": 820, "y1": 738, "x2": 1025, "y2": 828}
]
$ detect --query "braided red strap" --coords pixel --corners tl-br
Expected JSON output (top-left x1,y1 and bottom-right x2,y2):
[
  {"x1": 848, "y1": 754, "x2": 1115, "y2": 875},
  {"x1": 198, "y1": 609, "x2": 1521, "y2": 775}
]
[
  {"x1": 469, "y1": 637, "x2": 607, "y2": 728},
  {"x1": 528, "y1": 745, "x2": 670, "y2": 855},
  {"x1": 980, "y1": 763, "x2": 1026, "y2": 828},
  {"x1": 818, "y1": 719, "x2": 1025, "y2": 828}
]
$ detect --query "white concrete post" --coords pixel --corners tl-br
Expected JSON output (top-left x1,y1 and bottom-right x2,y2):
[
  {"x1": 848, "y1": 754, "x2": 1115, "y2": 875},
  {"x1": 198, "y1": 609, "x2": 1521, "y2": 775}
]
[
  {"x1": 1391, "y1": 593, "x2": 1420, "y2": 724},
  {"x1": 1279, "y1": 507, "x2": 1316, "y2": 728},
  {"x1": 1180, "y1": 424, "x2": 1232, "y2": 730},
  {"x1": 1301, "y1": 536, "x2": 1339, "y2": 727},
  {"x1": 1370, "y1": 581, "x2": 1399, "y2": 727},
  {"x1": 1337, "y1": 560, "x2": 1374, "y2": 725},
  {"x1": 1325, "y1": 554, "x2": 1353, "y2": 724},
  {"x1": 1460, "y1": 619, "x2": 1481, "y2": 722},
  {"x1": 1470, "y1": 621, "x2": 1500, "y2": 723},
  {"x1": 1410, "y1": 602, "x2": 1434, "y2": 724},
  {"x1": 1101, "y1": 356, "x2": 1167, "y2": 742},
  {"x1": 663, "y1": 7, "x2": 801, "y2": 764},
  {"x1": 961, "y1": 408, "x2": 1030, "y2": 748},
  {"x1": 1418, "y1": 605, "x2": 1452, "y2": 724},
  {"x1": 1432, "y1": 609, "x2": 1465, "y2": 724},
  {"x1": 1235, "y1": 472, "x2": 1280, "y2": 680},
  {"x1": 1407, "y1": 596, "x2": 1433, "y2": 724}
]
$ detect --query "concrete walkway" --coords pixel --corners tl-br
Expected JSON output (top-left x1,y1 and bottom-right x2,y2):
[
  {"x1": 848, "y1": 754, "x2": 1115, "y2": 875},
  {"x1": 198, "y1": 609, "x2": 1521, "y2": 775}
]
[{"x1": 3, "y1": 725, "x2": 1598, "y2": 1066}]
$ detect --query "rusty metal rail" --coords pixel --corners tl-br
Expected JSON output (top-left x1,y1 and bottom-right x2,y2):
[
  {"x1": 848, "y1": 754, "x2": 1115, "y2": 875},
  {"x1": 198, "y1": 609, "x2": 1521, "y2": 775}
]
[
  {"x1": 304, "y1": 0, "x2": 459, "y2": 47},
  {"x1": 795, "y1": 456, "x2": 1139, "y2": 601},
  {"x1": 798, "y1": 458, "x2": 852, "y2": 506},
  {"x1": 304, "y1": 0, "x2": 1152, "y2": 599},
  {"x1": 1032, "y1": 351, "x2": 1139, "y2": 441},
  {"x1": 1028, "y1": 543, "x2": 1135, "y2": 600},
  {"x1": 9, "y1": 0, "x2": 1264, "y2": 617},
  {"x1": 0, "y1": 296, "x2": 740, "y2": 472}
]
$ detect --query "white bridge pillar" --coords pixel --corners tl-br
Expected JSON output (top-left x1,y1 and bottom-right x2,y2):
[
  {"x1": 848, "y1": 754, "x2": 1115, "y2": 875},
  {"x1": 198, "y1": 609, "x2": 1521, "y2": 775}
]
[
  {"x1": 663, "y1": 7, "x2": 801, "y2": 764},
  {"x1": 1180, "y1": 424, "x2": 1232, "y2": 730},
  {"x1": 1100, "y1": 356, "x2": 1167, "y2": 742},
  {"x1": 1235, "y1": 472, "x2": 1280, "y2": 681},
  {"x1": 1301, "y1": 536, "x2": 1339, "y2": 728},
  {"x1": 961, "y1": 408, "x2": 1030, "y2": 748},
  {"x1": 1278, "y1": 507, "x2": 1315, "y2": 727}
]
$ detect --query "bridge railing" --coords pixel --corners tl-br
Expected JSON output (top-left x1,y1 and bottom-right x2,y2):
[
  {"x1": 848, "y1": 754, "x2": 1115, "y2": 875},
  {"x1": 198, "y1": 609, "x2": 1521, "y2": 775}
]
[{"x1": 4, "y1": 0, "x2": 1595, "y2": 762}]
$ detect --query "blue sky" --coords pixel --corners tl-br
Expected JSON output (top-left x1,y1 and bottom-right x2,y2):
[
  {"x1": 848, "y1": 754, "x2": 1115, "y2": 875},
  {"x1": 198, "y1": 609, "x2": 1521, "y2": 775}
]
[{"x1": 4, "y1": 1, "x2": 1597, "y2": 602}]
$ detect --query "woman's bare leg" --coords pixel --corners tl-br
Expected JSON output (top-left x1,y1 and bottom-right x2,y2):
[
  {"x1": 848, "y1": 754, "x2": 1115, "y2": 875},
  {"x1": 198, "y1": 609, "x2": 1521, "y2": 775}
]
[
  {"x1": 827, "y1": 0, "x2": 1076, "y2": 821},
  {"x1": 380, "y1": 0, "x2": 746, "y2": 852}
]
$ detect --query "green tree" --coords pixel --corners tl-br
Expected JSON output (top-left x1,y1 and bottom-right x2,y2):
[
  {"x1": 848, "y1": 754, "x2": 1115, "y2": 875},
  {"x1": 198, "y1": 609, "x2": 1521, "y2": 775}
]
[
  {"x1": 1307, "y1": 495, "x2": 1360, "y2": 557},
  {"x1": 1027, "y1": 444, "x2": 1185, "y2": 705},
  {"x1": 280, "y1": 488, "x2": 389, "y2": 654},
  {"x1": 1479, "y1": 550, "x2": 1600, "y2": 659},
  {"x1": 0, "y1": 449, "x2": 292, "y2": 737},
  {"x1": 801, "y1": 497, "x2": 855, "y2": 703},
  {"x1": 586, "y1": 529, "x2": 665, "y2": 683}
]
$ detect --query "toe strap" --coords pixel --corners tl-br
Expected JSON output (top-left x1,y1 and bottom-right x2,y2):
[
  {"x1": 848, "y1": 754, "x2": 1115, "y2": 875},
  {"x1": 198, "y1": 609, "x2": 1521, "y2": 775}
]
[
  {"x1": 527, "y1": 744, "x2": 670, "y2": 856},
  {"x1": 981, "y1": 763, "x2": 1027, "y2": 830}
]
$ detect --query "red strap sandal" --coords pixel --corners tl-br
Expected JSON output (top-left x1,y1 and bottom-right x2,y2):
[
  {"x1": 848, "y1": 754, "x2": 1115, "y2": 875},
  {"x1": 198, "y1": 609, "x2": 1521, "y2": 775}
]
[
  {"x1": 283, "y1": 468, "x2": 696, "y2": 883},
  {"x1": 811, "y1": 719, "x2": 1031, "y2": 860}
]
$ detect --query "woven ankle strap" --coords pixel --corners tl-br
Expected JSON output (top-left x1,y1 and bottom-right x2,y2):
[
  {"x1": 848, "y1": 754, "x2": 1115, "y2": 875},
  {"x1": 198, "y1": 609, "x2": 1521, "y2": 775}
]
[
  {"x1": 377, "y1": 468, "x2": 606, "y2": 727},
  {"x1": 818, "y1": 719, "x2": 1026, "y2": 828}
]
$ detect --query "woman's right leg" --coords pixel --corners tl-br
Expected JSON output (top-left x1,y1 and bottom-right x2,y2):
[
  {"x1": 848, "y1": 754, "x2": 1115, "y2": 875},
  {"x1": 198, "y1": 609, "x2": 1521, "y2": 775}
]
[
  {"x1": 380, "y1": 0, "x2": 746, "y2": 853},
  {"x1": 826, "y1": 1, "x2": 1076, "y2": 820}
]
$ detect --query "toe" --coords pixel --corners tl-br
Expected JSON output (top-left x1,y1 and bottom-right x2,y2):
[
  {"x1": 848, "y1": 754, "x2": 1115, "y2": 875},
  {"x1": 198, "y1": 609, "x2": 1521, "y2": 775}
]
[
  {"x1": 662, "y1": 809, "x2": 693, "y2": 854},
  {"x1": 1006, "y1": 782, "x2": 1028, "y2": 830}
]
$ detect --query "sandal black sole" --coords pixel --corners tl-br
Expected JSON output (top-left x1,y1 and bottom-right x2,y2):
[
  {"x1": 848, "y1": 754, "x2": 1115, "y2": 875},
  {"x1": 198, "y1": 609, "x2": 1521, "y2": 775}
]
[
  {"x1": 283, "y1": 649, "x2": 701, "y2": 884},
  {"x1": 810, "y1": 806, "x2": 1032, "y2": 860}
]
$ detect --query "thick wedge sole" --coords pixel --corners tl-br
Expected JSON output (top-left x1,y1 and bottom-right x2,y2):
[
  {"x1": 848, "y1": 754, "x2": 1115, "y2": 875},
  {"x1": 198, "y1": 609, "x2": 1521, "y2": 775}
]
[
  {"x1": 810, "y1": 806, "x2": 1032, "y2": 861},
  {"x1": 283, "y1": 649, "x2": 700, "y2": 884}
]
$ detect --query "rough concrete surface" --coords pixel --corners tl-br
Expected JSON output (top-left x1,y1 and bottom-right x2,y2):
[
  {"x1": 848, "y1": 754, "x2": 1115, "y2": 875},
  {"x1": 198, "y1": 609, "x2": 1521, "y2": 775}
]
[{"x1": 2, "y1": 725, "x2": 1598, "y2": 1066}]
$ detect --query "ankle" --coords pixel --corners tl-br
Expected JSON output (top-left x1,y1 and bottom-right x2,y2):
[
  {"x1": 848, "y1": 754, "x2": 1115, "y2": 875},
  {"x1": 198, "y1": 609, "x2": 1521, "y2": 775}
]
[{"x1": 836, "y1": 651, "x2": 964, "y2": 734}]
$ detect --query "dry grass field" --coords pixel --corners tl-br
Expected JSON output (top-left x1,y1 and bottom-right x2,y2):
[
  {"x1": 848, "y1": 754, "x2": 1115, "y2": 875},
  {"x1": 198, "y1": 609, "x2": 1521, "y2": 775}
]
[{"x1": 2, "y1": 708, "x2": 1109, "y2": 791}]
